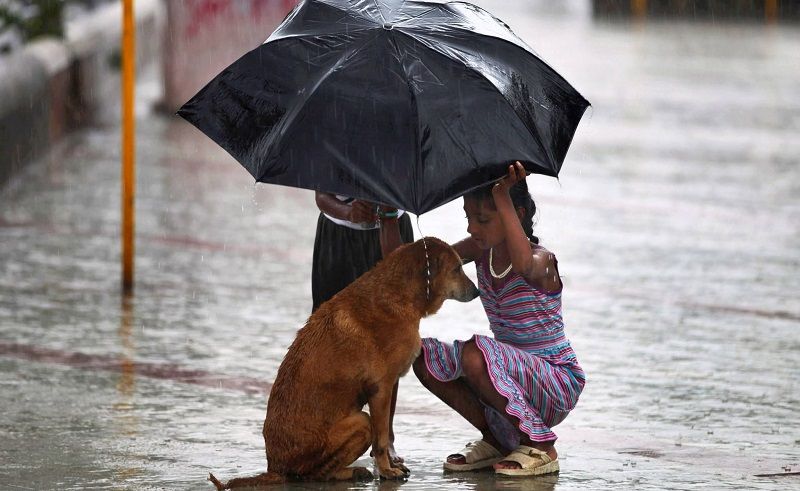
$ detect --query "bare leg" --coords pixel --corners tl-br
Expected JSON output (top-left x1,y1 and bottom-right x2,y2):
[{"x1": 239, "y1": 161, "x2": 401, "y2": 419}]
[
  {"x1": 412, "y1": 355, "x2": 503, "y2": 464},
  {"x1": 459, "y1": 342, "x2": 557, "y2": 469}
]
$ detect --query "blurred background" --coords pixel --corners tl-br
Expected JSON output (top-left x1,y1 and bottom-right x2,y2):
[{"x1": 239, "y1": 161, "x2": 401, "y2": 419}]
[{"x1": 0, "y1": 1, "x2": 798, "y2": 489}]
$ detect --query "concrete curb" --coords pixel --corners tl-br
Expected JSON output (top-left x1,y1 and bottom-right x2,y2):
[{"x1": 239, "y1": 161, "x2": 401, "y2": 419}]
[{"x1": 0, "y1": 0, "x2": 163, "y2": 185}]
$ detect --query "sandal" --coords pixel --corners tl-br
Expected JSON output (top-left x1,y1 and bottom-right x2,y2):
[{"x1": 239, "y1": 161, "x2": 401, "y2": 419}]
[
  {"x1": 443, "y1": 440, "x2": 504, "y2": 471},
  {"x1": 494, "y1": 445, "x2": 559, "y2": 476}
]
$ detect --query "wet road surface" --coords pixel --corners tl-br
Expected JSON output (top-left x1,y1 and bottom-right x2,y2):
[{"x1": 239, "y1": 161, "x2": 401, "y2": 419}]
[{"x1": 1, "y1": 1, "x2": 798, "y2": 489}]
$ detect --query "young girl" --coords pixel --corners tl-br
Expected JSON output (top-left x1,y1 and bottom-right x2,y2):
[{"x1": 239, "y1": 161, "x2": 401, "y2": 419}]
[{"x1": 413, "y1": 162, "x2": 585, "y2": 476}]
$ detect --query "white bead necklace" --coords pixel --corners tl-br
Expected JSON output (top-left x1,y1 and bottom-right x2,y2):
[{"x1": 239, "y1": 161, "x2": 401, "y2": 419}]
[{"x1": 489, "y1": 247, "x2": 513, "y2": 279}]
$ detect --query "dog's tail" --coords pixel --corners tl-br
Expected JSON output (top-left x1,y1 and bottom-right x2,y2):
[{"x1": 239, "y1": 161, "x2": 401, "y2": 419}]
[{"x1": 208, "y1": 471, "x2": 284, "y2": 489}]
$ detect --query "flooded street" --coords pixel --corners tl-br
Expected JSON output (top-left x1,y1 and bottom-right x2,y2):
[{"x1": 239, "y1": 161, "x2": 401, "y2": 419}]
[{"x1": 1, "y1": 1, "x2": 798, "y2": 489}]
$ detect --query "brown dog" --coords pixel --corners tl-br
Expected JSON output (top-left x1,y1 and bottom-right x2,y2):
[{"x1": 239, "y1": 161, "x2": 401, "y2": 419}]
[{"x1": 209, "y1": 237, "x2": 478, "y2": 488}]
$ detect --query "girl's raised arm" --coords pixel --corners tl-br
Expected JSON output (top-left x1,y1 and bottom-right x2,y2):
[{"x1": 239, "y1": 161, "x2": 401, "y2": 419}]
[
  {"x1": 493, "y1": 163, "x2": 561, "y2": 292},
  {"x1": 492, "y1": 163, "x2": 536, "y2": 277}
]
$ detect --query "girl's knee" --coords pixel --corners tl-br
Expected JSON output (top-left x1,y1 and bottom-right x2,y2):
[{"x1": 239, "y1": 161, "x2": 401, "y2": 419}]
[{"x1": 460, "y1": 341, "x2": 486, "y2": 381}]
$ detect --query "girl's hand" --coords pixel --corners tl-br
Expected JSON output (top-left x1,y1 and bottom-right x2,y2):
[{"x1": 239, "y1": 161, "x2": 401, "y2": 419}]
[{"x1": 492, "y1": 161, "x2": 527, "y2": 196}]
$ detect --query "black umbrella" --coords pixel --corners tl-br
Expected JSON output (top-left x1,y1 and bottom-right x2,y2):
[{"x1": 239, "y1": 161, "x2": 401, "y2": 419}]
[{"x1": 178, "y1": 0, "x2": 589, "y2": 214}]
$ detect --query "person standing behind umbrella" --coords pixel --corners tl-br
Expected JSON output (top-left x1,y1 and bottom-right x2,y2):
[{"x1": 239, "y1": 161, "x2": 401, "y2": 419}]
[{"x1": 312, "y1": 192, "x2": 414, "y2": 311}]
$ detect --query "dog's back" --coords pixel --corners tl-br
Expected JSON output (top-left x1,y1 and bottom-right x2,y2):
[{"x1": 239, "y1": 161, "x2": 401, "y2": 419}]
[{"x1": 264, "y1": 306, "x2": 373, "y2": 472}]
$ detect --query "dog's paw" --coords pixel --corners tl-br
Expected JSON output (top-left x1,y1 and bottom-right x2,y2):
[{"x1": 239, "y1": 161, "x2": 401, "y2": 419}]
[
  {"x1": 379, "y1": 466, "x2": 409, "y2": 480},
  {"x1": 391, "y1": 461, "x2": 411, "y2": 476}
]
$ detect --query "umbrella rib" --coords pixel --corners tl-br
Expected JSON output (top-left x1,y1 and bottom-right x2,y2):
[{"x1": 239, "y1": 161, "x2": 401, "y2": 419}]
[
  {"x1": 432, "y1": 3, "x2": 539, "y2": 58},
  {"x1": 267, "y1": 25, "x2": 375, "y2": 44},
  {"x1": 398, "y1": 28, "x2": 558, "y2": 172},
  {"x1": 388, "y1": 30, "x2": 423, "y2": 214},
  {"x1": 372, "y1": 0, "x2": 388, "y2": 24},
  {"x1": 268, "y1": 1, "x2": 378, "y2": 43},
  {"x1": 254, "y1": 32, "x2": 381, "y2": 182},
  {"x1": 415, "y1": 19, "x2": 585, "y2": 105},
  {"x1": 393, "y1": 6, "x2": 439, "y2": 27}
]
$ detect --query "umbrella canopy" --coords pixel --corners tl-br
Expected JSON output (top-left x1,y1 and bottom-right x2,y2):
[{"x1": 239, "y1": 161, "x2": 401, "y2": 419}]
[{"x1": 178, "y1": 0, "x2": 589, "y2": 214}]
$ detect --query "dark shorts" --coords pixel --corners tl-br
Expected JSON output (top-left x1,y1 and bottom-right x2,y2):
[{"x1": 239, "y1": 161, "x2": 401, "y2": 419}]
[{"x1": 311, "y1": 213, "x2": 414, "y2": 312}]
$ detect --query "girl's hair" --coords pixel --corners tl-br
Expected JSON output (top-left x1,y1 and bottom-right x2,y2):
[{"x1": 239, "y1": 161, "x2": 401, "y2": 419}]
[{"x1": 466, "y1": 179, "x2": 539, "y2": 244}]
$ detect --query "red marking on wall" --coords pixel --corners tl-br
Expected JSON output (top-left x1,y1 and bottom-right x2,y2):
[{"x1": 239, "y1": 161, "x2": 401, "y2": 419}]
[
  {"x1": 185, "y1": 0, "x2": 232, "y2": 39},
  {"x1": 184, "y1": 0, "x2": 297, "y2": 39},
  {"x1": 0, "y1": 342, "x2": 272, "y2": 395}
]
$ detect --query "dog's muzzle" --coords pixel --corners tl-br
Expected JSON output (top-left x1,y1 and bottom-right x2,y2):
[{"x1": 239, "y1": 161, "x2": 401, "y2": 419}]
[{"x1": 456, "y1": 281, "x2": 479, "y2": 302}]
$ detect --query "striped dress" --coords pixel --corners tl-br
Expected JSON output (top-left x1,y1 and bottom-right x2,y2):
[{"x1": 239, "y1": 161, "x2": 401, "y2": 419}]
[{"x1": 421, "y1": 249, "x2": 585, "y2": 449}]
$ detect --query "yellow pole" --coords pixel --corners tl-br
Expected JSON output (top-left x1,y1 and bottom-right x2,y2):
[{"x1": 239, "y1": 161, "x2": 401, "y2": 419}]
[
  {"x1": 632, "y1": 0, "x2": 647, "y2": 20},
  {"x1": 121, "y1": 0, "x2": 136, "y2": 293},
  {"x1": 765, "y1": 0, "x2": 778, "y2": 24}
]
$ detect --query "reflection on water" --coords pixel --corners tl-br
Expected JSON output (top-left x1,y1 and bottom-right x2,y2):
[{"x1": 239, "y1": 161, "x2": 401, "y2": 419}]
[
  {"x1": 113, "y1": 295, "x2": 141, "y2": 483},
  {"x1": 494, "y1": 474, "x2": 558, "y2": 491},
  {"x1": 267, "y1": 471, "x2": 558, "y2": 491},
  {"x1": 115, "y1": 296, "x2": 137, "y2": 412}
]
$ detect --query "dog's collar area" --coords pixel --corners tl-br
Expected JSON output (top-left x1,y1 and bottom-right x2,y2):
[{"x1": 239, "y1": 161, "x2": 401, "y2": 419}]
[
  {"x1": 421, "y1": 237, "x2": 431, "y2": 302},
  {"x1": 416, "y1": 217, "x2": 432, "y2": 303}
]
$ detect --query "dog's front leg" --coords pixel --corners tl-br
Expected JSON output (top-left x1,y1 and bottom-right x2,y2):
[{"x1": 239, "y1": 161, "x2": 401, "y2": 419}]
[{"x1": 368, "y1": 380, "x2": 410, "y2": 479}]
